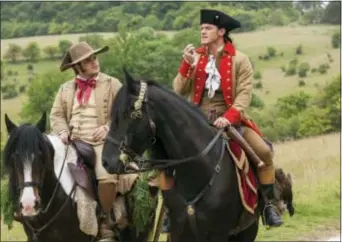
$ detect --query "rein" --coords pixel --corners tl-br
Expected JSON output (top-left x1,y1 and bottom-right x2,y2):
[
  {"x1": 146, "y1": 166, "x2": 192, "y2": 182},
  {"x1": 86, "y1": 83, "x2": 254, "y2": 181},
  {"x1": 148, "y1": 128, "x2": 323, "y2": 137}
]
[
  {"x1": 106, "y1": 80, "x2": 230, "y2": 173},
  {"x1": 107, "y1": 127, "x2": 226, "y2": 173}
]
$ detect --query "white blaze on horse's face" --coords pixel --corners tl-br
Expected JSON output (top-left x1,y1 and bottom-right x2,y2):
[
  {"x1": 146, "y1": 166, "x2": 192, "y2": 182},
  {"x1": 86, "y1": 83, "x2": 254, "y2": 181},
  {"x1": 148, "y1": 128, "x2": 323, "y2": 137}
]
[{"x1": 20, "y1": 154, "x2": 39, "y2": 217}]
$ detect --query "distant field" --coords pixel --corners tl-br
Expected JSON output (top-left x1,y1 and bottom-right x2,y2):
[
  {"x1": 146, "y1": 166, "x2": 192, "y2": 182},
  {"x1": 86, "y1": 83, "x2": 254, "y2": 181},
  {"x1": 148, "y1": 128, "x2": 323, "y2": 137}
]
[
  {"x1": 1, "y1": 25, "x2": 340, "y2": 134},
  {"x1": 1, "y1": 132, "x2": 340, "y2": 241},
  {"x1": 1, "y1": 31, "x2": 177, "y2": 58}
]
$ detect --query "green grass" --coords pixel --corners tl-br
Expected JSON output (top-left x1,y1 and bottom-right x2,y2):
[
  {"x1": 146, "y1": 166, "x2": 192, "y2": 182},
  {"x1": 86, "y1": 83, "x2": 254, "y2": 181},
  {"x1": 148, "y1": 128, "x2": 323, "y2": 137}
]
[{"x1": 1, "y1": 133, "x2": 340, "y2": 241}]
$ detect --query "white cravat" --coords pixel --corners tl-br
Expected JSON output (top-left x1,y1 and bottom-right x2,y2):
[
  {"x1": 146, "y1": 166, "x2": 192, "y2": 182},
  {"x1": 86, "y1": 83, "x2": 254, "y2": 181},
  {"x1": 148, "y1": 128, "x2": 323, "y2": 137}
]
[{"x1": 205, "y1": 54, "x2": 221, "y2": 98}]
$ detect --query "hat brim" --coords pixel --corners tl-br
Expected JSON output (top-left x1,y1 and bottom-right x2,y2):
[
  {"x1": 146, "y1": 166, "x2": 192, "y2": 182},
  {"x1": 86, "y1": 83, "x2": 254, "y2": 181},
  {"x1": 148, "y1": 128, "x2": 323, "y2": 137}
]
[{"x1": 60, "y1": 46, "x2": 109, "y2": 72}]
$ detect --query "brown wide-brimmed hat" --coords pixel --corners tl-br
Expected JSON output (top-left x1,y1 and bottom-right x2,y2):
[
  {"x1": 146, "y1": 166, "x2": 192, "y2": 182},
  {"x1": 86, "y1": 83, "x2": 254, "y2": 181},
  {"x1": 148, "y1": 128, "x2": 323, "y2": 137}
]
[{"x1": 60, "y1": 41, "x2": 109, "y2": 72}]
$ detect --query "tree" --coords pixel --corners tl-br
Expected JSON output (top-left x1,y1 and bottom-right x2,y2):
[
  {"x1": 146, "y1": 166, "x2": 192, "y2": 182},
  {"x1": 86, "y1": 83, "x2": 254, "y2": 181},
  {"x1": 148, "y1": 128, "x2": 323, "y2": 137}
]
[
  {"x1": 58, "y1": 40, "x2": 73, "y2": 56},
  {"x1": 321, "y1": 1, "x2": 341, "y2": 24},
  {"x1": 20, "y1": 70, "x2": 73, "y2": 126},
  {"x1": 43, "y1": 45, "x2": 59, "y2": 59},
  {"x1": 22, "y1": 42, "x2": 41, "y2": 62},
  {"x1": 78, "y1": 34, "x2": 105, "y2": 49},
  {"x1": 4, "y1": 43, "x2": 22, "y2": 63}
]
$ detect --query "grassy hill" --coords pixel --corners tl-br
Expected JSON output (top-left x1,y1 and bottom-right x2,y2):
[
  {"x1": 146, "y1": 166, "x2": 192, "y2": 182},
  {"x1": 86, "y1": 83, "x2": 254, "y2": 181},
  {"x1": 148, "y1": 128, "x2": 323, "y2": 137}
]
[
  {"x1": 1, "y1": 25, "x2": 340, "y2": 135},
  {"x1": 1, "y1": 132, "x2": 340, "y2": 241}
]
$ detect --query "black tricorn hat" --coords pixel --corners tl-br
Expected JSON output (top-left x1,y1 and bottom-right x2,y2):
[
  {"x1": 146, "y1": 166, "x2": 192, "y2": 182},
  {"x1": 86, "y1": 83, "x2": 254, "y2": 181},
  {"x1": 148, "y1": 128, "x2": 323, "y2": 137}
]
[{"x1": 200, "y1": 9, "x2": 241, "y2": 32}]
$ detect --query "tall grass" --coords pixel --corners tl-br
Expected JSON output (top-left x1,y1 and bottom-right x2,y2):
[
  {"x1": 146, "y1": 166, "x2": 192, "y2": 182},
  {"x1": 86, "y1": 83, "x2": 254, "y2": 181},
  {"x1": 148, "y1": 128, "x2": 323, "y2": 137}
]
[{"x1": 1, "y1": 133, "x2": 340, "y2": 241}]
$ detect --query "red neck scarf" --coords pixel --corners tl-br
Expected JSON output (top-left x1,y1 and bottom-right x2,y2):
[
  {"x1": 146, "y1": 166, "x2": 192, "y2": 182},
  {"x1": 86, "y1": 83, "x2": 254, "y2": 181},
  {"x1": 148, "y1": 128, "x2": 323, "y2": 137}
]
[{"x1": 76, "y1": 78, "x2": 96, "y2": 105}]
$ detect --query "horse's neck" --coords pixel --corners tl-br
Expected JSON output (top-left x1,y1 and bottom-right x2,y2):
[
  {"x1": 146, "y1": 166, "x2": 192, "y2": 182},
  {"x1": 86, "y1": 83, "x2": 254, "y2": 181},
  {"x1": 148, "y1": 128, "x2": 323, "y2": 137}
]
[
  {"x1": 46, "y1": 135, "x2": 77, "y2": 200},
  {"x1": 154, "y1": 98, "x2": 222, "y2": 199}
]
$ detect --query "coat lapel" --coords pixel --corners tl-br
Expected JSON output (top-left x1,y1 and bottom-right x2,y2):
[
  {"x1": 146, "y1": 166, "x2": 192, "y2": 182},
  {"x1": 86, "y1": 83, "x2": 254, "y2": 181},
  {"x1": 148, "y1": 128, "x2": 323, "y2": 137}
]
[{"x1": 65, "y1": 81, "x2": 76, "y2": 122}]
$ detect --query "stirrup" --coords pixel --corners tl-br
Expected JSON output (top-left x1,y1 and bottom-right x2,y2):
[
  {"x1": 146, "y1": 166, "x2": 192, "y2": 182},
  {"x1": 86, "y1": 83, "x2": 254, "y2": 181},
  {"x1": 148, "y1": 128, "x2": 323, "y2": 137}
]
[{"x1": 262, "y1": 202, "x2": 281, "y2": 228}]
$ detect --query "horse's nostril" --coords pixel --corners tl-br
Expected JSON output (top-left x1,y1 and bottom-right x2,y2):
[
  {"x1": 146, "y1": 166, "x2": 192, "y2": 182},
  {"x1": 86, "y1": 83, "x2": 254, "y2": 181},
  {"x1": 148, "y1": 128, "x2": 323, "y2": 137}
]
[
  {"x1": 34, "y1": 200, "x2": 39, "y2": 209},
  {"x1": 103, "y1": 160, "x2": 108, "y2": 168}
]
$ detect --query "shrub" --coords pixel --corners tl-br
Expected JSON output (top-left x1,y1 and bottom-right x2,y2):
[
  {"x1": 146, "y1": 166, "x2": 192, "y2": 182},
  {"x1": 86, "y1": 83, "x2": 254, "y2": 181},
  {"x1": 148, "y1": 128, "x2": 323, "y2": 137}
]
[
  {"x1": 296, "y1": 45, "x2": 303, "y2": 55},
  {"x1": 27, "y1": 64, "x2": 34, "y2": 71},
  {"x1": 318, "y1": 64, "x2": 328, "y2": 74},
  {"x1": 267, "y1": 47, "x2": 276, "y2": 57},
  {"x1": 298, "y1": 80, "x2": 306, "y2": 87},
  {"x1": 254, "y1": 70, "x2": 262, "y2": 80},
  {"x1": 19, "y1": 85, "x2": 26, "y2": 93},
  {"x1": 331, "y1": 32, "x2": 340, "y2": 49},
  {"x1": 286, "y1": 64, "x2": 296, "y2": 76},
  {"x1": 298, "y1": 62, "x2": 310, "y2": 77},
  {"x1": 254, "y1": 81, "x2": 263, "y2": 89}
]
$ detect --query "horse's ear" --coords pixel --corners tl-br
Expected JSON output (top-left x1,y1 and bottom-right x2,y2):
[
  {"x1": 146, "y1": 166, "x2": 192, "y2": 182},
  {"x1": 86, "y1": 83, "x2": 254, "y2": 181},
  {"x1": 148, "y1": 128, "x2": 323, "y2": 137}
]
[
  {"x1": 36, "y1": 112, "x2": 47, "y2": 133},
  {"x1": 123, "y1": 68, "x2": 134, "y2": 93},
  {"x1": 5, "y1": 114, "x2": 17, "y2": 135}
]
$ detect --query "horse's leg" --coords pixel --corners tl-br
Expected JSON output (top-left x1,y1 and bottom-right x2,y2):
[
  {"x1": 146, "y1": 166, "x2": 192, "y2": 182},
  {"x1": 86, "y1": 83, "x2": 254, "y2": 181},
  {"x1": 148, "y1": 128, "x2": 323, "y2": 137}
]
[{"x1": 228, "y1": 220, "x2": 259, "y2": 242}]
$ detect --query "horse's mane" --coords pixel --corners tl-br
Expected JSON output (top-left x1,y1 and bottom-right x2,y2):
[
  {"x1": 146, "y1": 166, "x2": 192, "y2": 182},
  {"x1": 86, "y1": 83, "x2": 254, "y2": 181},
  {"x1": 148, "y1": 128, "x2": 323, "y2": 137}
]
[
  {"x1": 3, "y1": 124, "x2": 52, "y2": 170},
  {"x1": 111, "y1": 79, "x2": 210, "y2": 128}
]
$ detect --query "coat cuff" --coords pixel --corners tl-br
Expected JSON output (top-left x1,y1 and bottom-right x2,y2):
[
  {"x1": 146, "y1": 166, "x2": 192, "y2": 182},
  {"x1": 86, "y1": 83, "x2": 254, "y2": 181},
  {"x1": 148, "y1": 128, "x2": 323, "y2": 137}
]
[
  {"x1": 179, "y1": 59, "x2": 193, "y2": 78},
  {"x1": 223, "y1": 107, "x2": 241, "y2": 125}
]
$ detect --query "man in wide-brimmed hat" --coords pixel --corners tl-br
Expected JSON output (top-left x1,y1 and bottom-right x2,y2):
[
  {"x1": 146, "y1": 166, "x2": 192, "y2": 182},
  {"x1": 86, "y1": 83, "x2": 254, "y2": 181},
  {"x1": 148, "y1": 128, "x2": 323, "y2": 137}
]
[
  {"x1": 172, "y1": 9, "x2": 283, "y2": 227},
  {"x1": 50, "y1": 41, "x2": 138, "y2": 241}
]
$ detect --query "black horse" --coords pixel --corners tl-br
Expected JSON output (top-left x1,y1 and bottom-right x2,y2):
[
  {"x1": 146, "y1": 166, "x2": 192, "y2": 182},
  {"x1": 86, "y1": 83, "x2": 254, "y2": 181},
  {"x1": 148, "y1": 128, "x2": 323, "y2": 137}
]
[
  {"x1": 102, "y1": 70, "x2": 261, "y2": 242},
  {"x1": 3, "y1": 112, "x2": 156, "y2": 242}
]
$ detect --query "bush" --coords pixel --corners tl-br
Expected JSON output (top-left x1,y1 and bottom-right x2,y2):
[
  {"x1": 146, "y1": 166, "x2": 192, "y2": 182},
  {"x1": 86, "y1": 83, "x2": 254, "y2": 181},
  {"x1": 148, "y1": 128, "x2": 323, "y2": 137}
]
[
  {"x1": 253, "y1": 70, "x2": 262, "y2": 80},
  {"x1": 298, "y1": 80, "x2": 306, "y2": 87},
  {"x1": 267, "y1": 47, "x2": 276, "y2": 57},
  {"x1": 311, "y1": 68, "x2": 317, "y2": 73},
  {"x1": 7, "y1": 70, "x2": 13, "y2": 76},
  {"x1": 263, "y1": 55, "x2": 270, "y2": 60},
  {"x1": 280, "y1": 66, "x2": 286, "y2": 72},
  {"x1": 254, "y1": 81, "x2": 263, "y2": 89},
  {"x1": 27, "y1": 63, "x2": 34, "y2": 71},
  {"x1": 19, "y1": 85, "x2": 26, "y2": 93},
  {"x1": 296, "y1": 45, "x2": 303, "y2": 55},
  {"x1": 286, "y1": 64, "x2": 296, "y2": 76},
  {"x1": 331, "y1": 32, "x2": 340, "y2": 49},
  {"x1": 2, "y1": 89, "x2": 18, "y2": 99},
  {"x1": 251, "y1": 93, "x2": 264, "y2": 109},
  {"x1": 318, "y1": 64, "x2": 328, "y2": 74},
  {"x1": 298, "y1": 62, "x2": 310, "y2": 77}
]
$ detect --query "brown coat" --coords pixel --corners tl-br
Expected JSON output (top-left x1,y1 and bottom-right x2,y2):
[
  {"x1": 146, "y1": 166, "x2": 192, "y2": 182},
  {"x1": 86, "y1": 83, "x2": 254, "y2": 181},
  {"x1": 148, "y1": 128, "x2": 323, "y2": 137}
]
[
  {"x1": 49, "y1": 72, "x2": 122, "y2": 135},
  {"x1": 172, "y1": 50, "x2": 253, "y2": 120}
]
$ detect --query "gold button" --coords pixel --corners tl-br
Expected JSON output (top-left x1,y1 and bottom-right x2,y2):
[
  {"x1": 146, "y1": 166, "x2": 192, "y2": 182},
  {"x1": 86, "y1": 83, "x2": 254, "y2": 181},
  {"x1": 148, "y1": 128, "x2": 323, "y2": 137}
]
[
  {"x1": 227, "y1": 78, "x2": 230, "y2": 81},
  {"x1": 227, "y1": 70, "x2": 230, "y2": 73},
  {"x1": 227, "y1": 87, "x2": 231, "y2": 90},
  {"x1": 228, "y1": 62, "x2": 231, "y2": 66}
]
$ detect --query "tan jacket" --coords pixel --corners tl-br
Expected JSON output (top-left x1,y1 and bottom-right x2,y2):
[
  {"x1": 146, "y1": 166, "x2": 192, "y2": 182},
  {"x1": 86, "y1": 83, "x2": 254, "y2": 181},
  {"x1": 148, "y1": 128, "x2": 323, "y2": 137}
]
[
  {"x1": 173, "y1": 50, "x2": 253, "y2": 119},
  {"x1": 50, "y1": 72, "x2": 122, "y2": 135}
]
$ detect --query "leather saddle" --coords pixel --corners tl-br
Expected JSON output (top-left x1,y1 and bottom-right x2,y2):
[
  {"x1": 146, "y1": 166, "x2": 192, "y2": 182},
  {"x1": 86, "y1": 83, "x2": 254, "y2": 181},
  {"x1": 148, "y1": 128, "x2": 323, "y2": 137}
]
[{"x1": 67, "y1": 140, "x2": 98, "y2": 201}]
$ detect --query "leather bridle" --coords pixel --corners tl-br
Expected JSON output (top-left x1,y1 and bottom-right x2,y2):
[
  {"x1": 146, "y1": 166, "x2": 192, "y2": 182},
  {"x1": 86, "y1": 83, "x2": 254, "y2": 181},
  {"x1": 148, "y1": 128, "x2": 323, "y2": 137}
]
[{"x1": 105, "y1": 80, "x2": 228, "y2": 173}]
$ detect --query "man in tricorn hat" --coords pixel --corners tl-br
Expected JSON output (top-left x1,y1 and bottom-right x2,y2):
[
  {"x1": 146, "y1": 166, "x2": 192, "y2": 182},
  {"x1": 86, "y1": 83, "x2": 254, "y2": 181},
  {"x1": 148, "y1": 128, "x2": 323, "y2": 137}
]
[
  {"x1": 172, "y1": 9, "x2": 283, "y2": 227},
  {"x1": 50, "y1": 41, "x2": 137, "y2": 241}
]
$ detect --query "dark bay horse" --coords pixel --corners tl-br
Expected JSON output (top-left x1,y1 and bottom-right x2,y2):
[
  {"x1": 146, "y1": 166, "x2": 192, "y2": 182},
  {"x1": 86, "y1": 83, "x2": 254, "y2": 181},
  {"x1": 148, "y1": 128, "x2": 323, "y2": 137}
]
[{"x1": 101, "y1": 70, "x2": 260, "y2": 242}]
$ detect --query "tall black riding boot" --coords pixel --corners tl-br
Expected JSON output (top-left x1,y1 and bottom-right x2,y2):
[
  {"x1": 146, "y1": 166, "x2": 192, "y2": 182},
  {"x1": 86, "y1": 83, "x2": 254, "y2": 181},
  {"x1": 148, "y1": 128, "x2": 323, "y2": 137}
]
[{"x1": 261, "y1": 184, "x2": 283, "y2": 227}]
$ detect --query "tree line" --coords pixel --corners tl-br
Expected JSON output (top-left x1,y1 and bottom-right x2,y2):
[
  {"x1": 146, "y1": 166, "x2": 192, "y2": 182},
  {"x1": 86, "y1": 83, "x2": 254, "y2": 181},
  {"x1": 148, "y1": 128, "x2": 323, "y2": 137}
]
[{"x1": 1, "y1": 1, "x2": 340, "y2": 39}]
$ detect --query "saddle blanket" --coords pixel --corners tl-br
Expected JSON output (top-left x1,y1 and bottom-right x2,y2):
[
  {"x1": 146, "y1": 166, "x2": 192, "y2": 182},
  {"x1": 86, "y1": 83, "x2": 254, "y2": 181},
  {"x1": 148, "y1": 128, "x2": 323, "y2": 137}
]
[{"x1": 227, "y1": 139, "x2": 258, "y2": 214}]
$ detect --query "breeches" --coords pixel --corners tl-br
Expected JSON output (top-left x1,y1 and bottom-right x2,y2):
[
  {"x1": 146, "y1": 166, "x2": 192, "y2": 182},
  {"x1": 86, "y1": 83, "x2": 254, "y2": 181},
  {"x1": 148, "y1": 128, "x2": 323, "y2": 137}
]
[
  {"x1": 242, "y1": 126, "x2": 275, "y2": 184},
  {"x1": 93, "y1": 145, "x2": 139, "y2": 192},
  {"x1": 93, "y1": 144, "x2": 118, "y2": 184}
]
